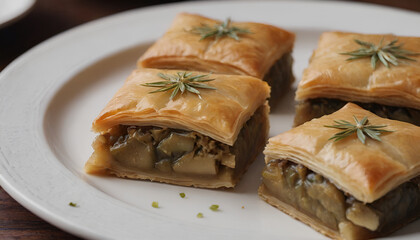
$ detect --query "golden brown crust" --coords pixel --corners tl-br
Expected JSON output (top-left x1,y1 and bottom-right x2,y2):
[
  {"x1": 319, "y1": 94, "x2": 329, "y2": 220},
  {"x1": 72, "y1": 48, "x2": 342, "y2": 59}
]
[
  {"x1": 138, "y1": 12, "x2": 295, "y2": 78},
  {"x1": 296, "y1": 32, "x2": 420, "y2": 110},
  {"x1": 264, "y1": 103, "x2": 420, "y2": 203},
  {"x1": 92, "y1": 68, "x2": 270, "y2": 146}
]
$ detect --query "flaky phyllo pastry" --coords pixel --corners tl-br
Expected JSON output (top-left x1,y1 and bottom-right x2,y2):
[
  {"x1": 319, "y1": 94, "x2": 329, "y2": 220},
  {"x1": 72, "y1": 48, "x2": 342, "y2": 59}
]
[
  {"x1": 294, "y1": 32, "x2": 420, "y2": 126},
  {"x1": 259, "y1": 103, "x2": 420, "y2": 239},
  {"x1": 85, "y1": 68, "x2": 270, "y2": 188},
  {"x1": 138, "y1": 13, "x2": 295, "y2": 106}
]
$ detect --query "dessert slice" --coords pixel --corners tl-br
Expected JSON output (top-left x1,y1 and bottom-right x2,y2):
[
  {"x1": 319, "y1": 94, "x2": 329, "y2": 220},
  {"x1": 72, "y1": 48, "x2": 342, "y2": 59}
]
[
  {"x1": 294, "y1": 32, "x2": 420, "y2": 126},
  {"x1": 85, "y1": 68, "x2": 270, "y2": 188},
  {"x1": 138, "y1": 12, "x2": 295, "y2": 106},
  {"x1": 260, "y1": 103, "x2": 420, "y2": 239}
]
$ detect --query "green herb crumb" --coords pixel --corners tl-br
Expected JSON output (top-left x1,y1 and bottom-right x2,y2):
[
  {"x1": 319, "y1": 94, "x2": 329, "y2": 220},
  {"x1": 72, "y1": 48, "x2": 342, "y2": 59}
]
[
  {"x1": 69, "y1": 202, "x2": 77, "y2": 207},
  {"x1": 209, "y1": 204, "x2": 219, "y2": 211},
  {"x1": 179, "y1": 193, "x2": 186, "y2": 198},
  {"x1": 142, "y1": 72, "x2": 216, "y2": 100},
  {"x1": 152, "y1": 201, "x2": 159, "y2": 208},
  {"x1": 197, "y1": 212, "x2": 204, "y2": 218}
]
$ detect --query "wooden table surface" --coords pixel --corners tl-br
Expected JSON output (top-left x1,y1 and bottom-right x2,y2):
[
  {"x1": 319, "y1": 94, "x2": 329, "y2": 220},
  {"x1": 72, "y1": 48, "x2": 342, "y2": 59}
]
[{"x1": 0, "y1": 0, "x2": 419, "y2": 239}]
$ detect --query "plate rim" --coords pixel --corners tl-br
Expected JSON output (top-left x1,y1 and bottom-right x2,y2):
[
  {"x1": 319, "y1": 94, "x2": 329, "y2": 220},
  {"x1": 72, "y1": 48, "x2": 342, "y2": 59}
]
[
  {"x1": 0, "y1": 1, "x2": 419, "y2": 239},
  {"x1": 0, "y1": 0, "x2": 36, "y2": 28}
]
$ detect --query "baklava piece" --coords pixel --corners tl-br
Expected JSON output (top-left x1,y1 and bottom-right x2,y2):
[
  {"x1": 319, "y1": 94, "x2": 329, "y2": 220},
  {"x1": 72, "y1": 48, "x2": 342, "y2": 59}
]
[
  {"x1": 138, "y1": 13, "x2": 295, "y2": 106},
  {"x1": 85, "y1": 68, "x2": 270, "y2": 188},
  {"x1": 260, "y1": 103, "x2": 420, "y2": 239},
  {"x1": 294, "y1": 32, "x2": 420, "y2": 126}
]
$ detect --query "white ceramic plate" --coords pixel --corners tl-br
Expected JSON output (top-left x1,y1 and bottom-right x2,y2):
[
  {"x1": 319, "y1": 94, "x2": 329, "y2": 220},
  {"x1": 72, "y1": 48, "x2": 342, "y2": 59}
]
[
  {"x1": 0, "y1": 0, "x2": 35, "y2": 28},
  {"x1": 0, "y1": 1, "x2": 419, "y2": 239}
]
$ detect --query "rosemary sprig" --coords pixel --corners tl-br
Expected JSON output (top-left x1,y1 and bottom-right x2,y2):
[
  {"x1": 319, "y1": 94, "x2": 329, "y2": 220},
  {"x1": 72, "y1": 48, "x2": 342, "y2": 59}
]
[
  {"x1": 324, "y1": 116, "x2": 392, "y2": 144},
  {"x1": 190, "y1": 18, "x2": 251, "y2": 41},
  {"x1": 340, "y1": 38, "x2": 419, "y2": 69},
  {"x1": 142, "y1": 72, "x2": 216, "y2": 100}
]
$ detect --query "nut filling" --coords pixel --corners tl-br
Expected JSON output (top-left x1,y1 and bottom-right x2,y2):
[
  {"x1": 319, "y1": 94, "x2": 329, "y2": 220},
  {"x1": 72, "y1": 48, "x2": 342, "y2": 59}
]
[
  {"x1": 261, "y1": 160, "x2": 420, "y2": 236},
  {"x1": 88, "y1": 105, "x2": 268, "y2": 187},
  {"x1": 294, "y1": 98, "x2": 420, "y2": 126}
]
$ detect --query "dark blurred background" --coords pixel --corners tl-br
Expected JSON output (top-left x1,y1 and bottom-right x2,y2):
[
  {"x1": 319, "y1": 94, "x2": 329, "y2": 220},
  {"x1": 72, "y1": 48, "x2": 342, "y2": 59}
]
[{"x1": 0, "y1": 0, "x2": 419, "y2": 239}]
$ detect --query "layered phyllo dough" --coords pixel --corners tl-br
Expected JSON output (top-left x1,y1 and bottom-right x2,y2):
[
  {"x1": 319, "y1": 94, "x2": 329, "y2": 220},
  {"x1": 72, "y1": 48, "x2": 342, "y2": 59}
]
[
  {"x1": 294, "y1": 32, "x2": 420, "y2": 126},
  {"x1": 260, "y1": 103, "x2": 420, "y2": 239},
  {"x1": 85, "y1": 68, "x2": 270, "y2": 188},
  {"x1": 138, "y1": 13, "x2": 295, "y2": 106}
]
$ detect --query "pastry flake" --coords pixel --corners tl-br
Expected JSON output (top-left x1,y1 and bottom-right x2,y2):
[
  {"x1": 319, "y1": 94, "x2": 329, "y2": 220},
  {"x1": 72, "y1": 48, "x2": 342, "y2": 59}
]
[
  {"x1": 294, "y1": 32, "x2": 420, "y2": 126},
  {"x1": 86, "y1": 68, "x2": 270, "y2": 188},
  {"x1": 139, "y1": 13, "x2": 294, "y2": 78},
  {"x1": 92, "y1": 69, "x2": 269, "y2": 145},
  {"x1": 260, "y1": 103, "x2": 420, "y2": 239},
  {"x1": 138, "y1": 13, "x2": 295, "y2": 106}
]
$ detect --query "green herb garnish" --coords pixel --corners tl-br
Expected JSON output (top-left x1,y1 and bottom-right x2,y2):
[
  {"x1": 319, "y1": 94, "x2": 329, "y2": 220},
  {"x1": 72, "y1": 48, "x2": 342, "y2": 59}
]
[
  {"x1": 197, "y1": 212, "x2": 204, "y2": 218},
  {"x1": 324, "y1": 116, "x2": 392, "y2": 144},
  {"x1": 190, "y1": 18, "x2": 251, "y2": 41},
  {"x1": 152, "y1": 201, "x2": 159, "y2": 208},
  {"x1": 209, "y1": 204, "x2": 219, "y2": 211},
  {"x1": 179, "y1": 193, "x2": 186, "y2": 198},
  {"x1": 142, "y1": 72, "x2": 216, "y2": 100},
  {"x1": 68, "y1": 202, "x2": 77, "y2": 207},
  {"x1": 340, "y1": 38, "x2": 418, "y2": 69}
]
